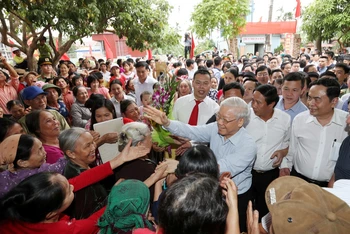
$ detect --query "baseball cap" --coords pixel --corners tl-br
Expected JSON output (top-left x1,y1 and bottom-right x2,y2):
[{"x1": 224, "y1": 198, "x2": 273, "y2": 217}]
[
  {"x1": 265, "y1": 176, "x2": 350, "y2": 234},
  {"x1": 22, "y1": 86, "x2": 47, "y2": 100}
]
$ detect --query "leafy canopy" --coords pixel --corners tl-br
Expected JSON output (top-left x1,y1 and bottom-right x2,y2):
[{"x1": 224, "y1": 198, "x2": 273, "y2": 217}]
[
  {"x1": 190, "y1": 0, "x2": 250, "y2": 39},
  {"x1": 0, "y1": 0, "x2": 179, "y2": 50},
  {"x1": 302, "y1": 0, "x2": 350, "y2": 45}
]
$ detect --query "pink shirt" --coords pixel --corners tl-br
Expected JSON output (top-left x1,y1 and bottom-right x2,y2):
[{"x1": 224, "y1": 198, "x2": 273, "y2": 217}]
[
  {"x1": 87, "y1": 87, "x2": 110, "y2": 99},
  {"x1": 62, "y1": 90, "x2": 74, "y2": 112},
  {"x1": 0, "y1": 78, "x2": 19, "y2": 114},
  {"x1": 43, "y1": 145, "x2": 64, "y2": 164}
]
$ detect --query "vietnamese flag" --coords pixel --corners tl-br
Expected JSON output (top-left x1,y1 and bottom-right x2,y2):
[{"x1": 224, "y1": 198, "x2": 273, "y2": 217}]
[
  {"x1": 190, "y1": 34, "x2": 195, "y2": 58},
  {"x1": 295, "y1": 0, "x2": 301, "y2": 18},
  {"x1": 103, "y1": 36, "x2": 114, "y2": 59}
]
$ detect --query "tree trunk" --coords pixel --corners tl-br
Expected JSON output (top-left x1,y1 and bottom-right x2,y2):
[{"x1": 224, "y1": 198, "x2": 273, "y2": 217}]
[
  {"x1": 26, "y1": 46, "x2": 37, "y2": 72},
  {"x1": 228, "y1": 37, "x2": 238, "y2": 59},
  {"x1": 316, "y1": 36, "x2": 322, "y2": 53}
]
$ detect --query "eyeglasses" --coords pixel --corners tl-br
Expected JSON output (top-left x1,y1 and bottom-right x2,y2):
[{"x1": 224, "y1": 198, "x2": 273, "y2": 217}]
[{"x1": 215, "y1": 113, "x2": 237, "y2": 124}]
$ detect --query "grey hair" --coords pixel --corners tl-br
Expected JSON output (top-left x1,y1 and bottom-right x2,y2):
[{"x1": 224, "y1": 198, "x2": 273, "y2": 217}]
[
  {"x1": 220, "y1": 97, "x2": 251, "y2": 125},
  {"x1": 118, "y1": 122, "x2": 151, "y2": 152},
  {"x1": 59, "y1": 127, "x2": 88, "y2": 155}
]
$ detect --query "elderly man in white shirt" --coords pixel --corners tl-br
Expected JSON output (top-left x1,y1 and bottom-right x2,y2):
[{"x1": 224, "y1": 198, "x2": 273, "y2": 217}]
[
  {"x1": 246, "y1": 84, "x2": 291, "y2": 220},
  {"x1": 282, "y1": 78, "x2": 348, "y2": 187}
]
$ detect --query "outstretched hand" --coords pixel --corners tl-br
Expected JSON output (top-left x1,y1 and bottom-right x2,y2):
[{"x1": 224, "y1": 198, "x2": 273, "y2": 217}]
[
  {"x1": 119, "y1": 139, "x2": 150, "y2": 163},
  {"x1": 143, "y1": 106, "x2": 169, "y2": 126}
]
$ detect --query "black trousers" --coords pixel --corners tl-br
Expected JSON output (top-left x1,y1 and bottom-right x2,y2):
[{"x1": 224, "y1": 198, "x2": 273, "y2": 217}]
[
  {"x1": 251, "y1": 168, "x2": 279, "y2": 221},
  {"x1": 184, "y1": 46, "x2": 191, "y2": 59},
  {"x1": 237, "y1": 187, "x2": 252, "y2": 232},
  {"x1": 291, "y1": 167, "x2": 328, "y2": 187}
]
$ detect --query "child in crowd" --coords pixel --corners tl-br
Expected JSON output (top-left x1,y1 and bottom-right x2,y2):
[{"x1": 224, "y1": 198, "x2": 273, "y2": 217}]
[{"x1": 139, "y1": 91, "x2": 153, "y2": 128}]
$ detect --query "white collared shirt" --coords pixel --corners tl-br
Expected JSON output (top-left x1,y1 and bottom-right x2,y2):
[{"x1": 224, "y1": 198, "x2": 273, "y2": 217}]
[
  {"x1": 134, "y1": 76, "x2": 157, "y2": 106},
  {"x1": 110, "y1": 94, "x2": 133, "y2": 117},
  {"x1": 100, "y1": 71, "x2": 111, "y2": 82},
  {"x1": 285, "y1": 109, "x2": 348, "y2": 181},
  {"x1": 172, "y1": 93, "x2": 219, "y2": 125},
  {"x1": 246, "y1": 108, "x2": 291, "y2": 171}
]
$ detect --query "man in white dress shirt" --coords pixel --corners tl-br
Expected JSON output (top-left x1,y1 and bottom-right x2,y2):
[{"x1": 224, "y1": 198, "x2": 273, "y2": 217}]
[
  {"x1": 134, "y1": 61, "x2": 157, "y2": 106},
  {"x1": 173, "y1": 69, "x2": 219, "y2": 125},
  {"x1": 172, "y1": 69, "x2": 219, "y2": 155},
  {"x1": 246, "y1": 84, "x2": 291, "y2": 220},
  {"x1": 282, "y1": 78, "x2": 348, "y2": 187}
]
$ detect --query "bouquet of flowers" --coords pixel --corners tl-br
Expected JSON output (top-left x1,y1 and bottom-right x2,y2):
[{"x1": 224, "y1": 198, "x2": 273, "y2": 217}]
[{"x1": 151, "y1": 74, "x2": 182, "y2": 147}]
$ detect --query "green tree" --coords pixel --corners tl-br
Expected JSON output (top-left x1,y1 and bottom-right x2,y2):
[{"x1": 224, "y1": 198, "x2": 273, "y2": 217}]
[
  {"x1": 191, "y1": 0, "x2": 250, "y2": 58},
  {"x1": 0, "y1": 0, "x2": 179, "y2": 70},
  {"x1": 194, "y1": 38, "x2": 216, "y2": 55},
  {"x1": 301, "y1": 0, "x2": 350, "y2": 51}
]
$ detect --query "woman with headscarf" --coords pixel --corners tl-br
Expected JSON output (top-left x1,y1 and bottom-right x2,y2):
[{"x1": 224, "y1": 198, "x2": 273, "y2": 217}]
[{"x1": 98, "y1": 180, "x2": 155, "y2": 234}]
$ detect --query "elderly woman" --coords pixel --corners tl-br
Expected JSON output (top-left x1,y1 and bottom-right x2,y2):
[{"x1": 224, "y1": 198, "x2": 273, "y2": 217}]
[
  {"x1": 60, "y1": 127, "x2": 152, "y2": 220},
  {"x1": 6, "y1": 100, "x2": 26, "y2": 122},
  {"x1": 98, "y1": 180, "x2": 155, "y2": 234},
  {"x1": 174, "y1": 79, "x2": 192, "y2": 102},
  {"x1": 26, "y1": 110, "x2": 64, "y2": 164},
  {"x1": 114, "y1": 122, "x2": 157, "y2": 200},
  {"x1": 43, "y1": 83, "x2": 69, "y2": 121},
  {"x1": 70, "y1": 86, "x2": 91, "y2": 128},
  {"x1": 0, "y1": 134, "x2": 67, "y2": 198}
]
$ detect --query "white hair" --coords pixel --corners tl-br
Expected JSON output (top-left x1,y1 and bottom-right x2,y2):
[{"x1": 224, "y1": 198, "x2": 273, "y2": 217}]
[
  {"x1": 220, "y1": 97, "x2": 250, "y2": 125},
  {"x1": 118, "y1": 122, "x2": 150, "y2": 151}
]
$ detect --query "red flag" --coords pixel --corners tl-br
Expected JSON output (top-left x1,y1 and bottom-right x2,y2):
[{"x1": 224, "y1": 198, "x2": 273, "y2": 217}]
[
  {"x1": 103, "y1": 36, "x2": 114, "y2": 59},
  {"x1": 147, "y1": 49, "x2": 153, "y2": 60},
  {"x1": 56, "y1": 39, "x2": 70, "y2": 60},
  {"x1": 190, "y1": 34, "x2": 195, "y2": 58},
  {"x1": 295, "y1": 0, "x2": 301, "y2": 18}
]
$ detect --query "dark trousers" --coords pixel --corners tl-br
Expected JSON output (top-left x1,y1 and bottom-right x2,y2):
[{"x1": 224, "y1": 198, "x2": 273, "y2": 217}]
[
  {"x1": 184, "y1": 46, "x2": 191, "y2": 58},
  {"x1": 291, "y1": 167, "x2": 328, "y2": 187},
  {"x1": 237, "y1": 187, "x2": 252, "y2": 232},
  {"x1": 251, "y1": 168, "x2": 279, "y2": 221}
]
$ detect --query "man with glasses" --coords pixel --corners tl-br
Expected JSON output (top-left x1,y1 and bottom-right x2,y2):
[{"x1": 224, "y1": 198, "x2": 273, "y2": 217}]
[
  {"x1": 144, "y1": 97, "x2": 257, "y2": 232},
  {"x1": 255, "y1": 65, "x2": 271, "y2": 84}
]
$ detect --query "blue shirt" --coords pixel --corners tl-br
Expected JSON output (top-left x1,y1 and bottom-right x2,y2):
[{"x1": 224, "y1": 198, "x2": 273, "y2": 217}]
[
  {"x1": 275, "y1": 97, "x2": 308, "y2": 122},
  {"x1": 166, "y1": 121, "x2": 257, "y2": 194},
  {"x1": 46, "y1": 100, "x2": 69, "y2": 119}
]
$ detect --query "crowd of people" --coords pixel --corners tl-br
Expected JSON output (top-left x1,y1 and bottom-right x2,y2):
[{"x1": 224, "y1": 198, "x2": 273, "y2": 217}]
[{"x1": 0, "y1": 46, "x2": 350, "y2": 234}]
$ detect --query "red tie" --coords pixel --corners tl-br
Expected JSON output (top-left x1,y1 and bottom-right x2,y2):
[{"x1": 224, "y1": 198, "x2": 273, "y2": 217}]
[{"x1": 188, "y1": 100, "x2": 202, "y2": 126}]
